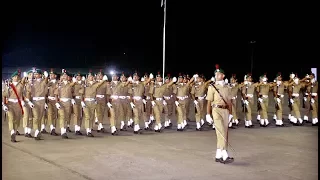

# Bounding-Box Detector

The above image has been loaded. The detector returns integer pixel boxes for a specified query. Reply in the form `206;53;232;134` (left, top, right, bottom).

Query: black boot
16;131;21;135
87;132;94;137
61;133;69;139
41;129;48;134
220;157;234;164
66;127;72;132
11;134;17;142
50;129;58;136
75;131;83;135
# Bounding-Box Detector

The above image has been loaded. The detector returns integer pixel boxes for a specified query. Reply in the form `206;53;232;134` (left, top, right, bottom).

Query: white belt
292;93;299;97
127;96;131;99
177;96;186;100
155;97;163;101
277;94;284;98
8;99;20;103
133;96;142;100
232;95;237;100
96;95;105;98
33;97;45;101
246;94;253;98
305;93;309;96
197;95;206;100
262;95;268;98
75;96;81;99
312;93;318;96
184;95;189;98
146;96;151;100
60;98;71;102
48;96;56;100
163;96;171;100
84;98;95;101
111;95;119;99
119;96;126;99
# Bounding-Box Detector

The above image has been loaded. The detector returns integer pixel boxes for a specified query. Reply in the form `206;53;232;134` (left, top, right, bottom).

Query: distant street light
110;70;115;75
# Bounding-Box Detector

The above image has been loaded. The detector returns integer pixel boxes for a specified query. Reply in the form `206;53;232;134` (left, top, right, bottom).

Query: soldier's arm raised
186;77;195;86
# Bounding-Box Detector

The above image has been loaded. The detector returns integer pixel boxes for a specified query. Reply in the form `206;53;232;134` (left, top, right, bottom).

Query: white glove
81;101;86;108
44;71;48;78
71;99;76;105
103;75;108;81
211;77;215;82
193;74;198;78
81;76;85;81
130;102;135;109
303;97;307;102
225;79;229;84
290;74;295;79
107;102;112;108
128;76;133;82
44;103;48;110
244;100;249;105
311;98;315;104
28;101;34;108
193;100;198;106
55;103;61;110
258;98;263;103
172;77;177;82
206;114;213;123
290;99;294;104
72;77;77;82
174;101;179;107
23;72;28;77
3;105;8;112
142;99;147;104
229;114;233;122
21;101;25;107
262;77;267;82
244;81;248;85
276;98;281;103
149;73;154;79
151;101;156;106
273;80;276;82
141;77;145;82
163;100;167;106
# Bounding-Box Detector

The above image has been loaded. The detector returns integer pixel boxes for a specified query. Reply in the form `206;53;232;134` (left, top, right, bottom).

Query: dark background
2;2;318;81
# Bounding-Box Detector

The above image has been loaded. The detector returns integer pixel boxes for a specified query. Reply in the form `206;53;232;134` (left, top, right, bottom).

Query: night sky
2;2;318;81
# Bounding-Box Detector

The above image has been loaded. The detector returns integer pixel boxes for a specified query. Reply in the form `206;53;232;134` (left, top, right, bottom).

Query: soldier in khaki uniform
142;73;155;128
117;73;132;131
287;73;295;121
307;73;318;125
206;64;234;164
130;72;152;133
94;70;109;132
163;74;174;127
42;69;59;136
72;72;85;135
149;72;176;132
228;74;242;128
26;69;49;140
80;70;106;137
191;74;213;130
173;73;194;131
126;78;134;128
21;70;34;137
241;73;259;128
183;74;192;122
2;70;26;142
54;69;77;138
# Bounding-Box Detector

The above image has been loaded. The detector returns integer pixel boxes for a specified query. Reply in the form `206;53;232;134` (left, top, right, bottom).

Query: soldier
25;68;49;140
130;72;153;133
228;74;242;127
184;74;192;122
149;72;176;132
287;73;295;121
304;73;318;125
95;70;109;133
117;73;132;131
72;72;85;135
206;64;234;164
80;70;106;137
40;68;59;136
174;73;194;131
126;76;134;128
54;69;77;139
163;74;175;128
191;74;213;130
22;70;34;137
142;73;154;128
2;70;26;142
241;73;259;128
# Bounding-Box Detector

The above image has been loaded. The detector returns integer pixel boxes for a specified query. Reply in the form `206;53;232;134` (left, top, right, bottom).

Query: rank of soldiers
2;66;318;145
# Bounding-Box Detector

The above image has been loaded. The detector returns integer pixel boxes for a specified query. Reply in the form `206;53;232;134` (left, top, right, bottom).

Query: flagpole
162;0;167;83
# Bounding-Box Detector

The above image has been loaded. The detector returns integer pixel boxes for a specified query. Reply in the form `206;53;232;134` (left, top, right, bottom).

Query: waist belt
163;96;171;100
155;97;163;101
111;95;119;99
312;93;318;96
8;99;21;103
133;96;142;100
119;96;126;99
96;95;105;98
305;93;309;96
48;96;56;100
246;94;253;98
232;95;237;100
177;96;186;100
84;98;95;101
126;96;131;99
60;98;71;102
146;96;151;100
33;97;45;101
262;95;268;98
292;93;299;97
185;95;189;98
197;94;206;100
212;104;228;109
75;96;81;99
277;94;284;98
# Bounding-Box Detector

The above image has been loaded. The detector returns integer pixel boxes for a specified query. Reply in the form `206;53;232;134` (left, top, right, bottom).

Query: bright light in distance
110;70;115;75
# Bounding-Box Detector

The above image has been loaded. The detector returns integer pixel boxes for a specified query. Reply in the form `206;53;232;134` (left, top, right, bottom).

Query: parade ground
2;93;318;180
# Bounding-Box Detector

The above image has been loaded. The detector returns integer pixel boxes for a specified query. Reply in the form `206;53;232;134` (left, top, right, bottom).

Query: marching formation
2;65;318;163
